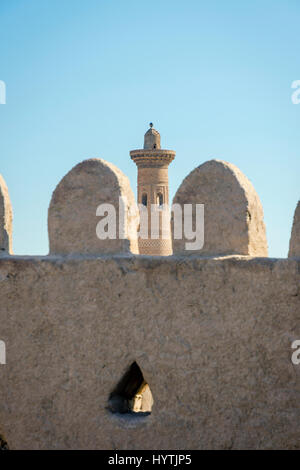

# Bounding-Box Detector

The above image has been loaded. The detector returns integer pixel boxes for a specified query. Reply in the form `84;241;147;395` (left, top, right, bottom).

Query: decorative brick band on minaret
130;124;175;255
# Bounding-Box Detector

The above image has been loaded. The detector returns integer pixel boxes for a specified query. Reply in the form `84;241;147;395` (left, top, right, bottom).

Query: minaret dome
144;123;161;150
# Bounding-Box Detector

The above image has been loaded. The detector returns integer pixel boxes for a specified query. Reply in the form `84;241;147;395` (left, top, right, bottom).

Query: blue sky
0;0;299;257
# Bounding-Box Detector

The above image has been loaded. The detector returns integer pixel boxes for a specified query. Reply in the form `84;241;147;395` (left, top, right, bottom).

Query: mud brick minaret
130;124;175;255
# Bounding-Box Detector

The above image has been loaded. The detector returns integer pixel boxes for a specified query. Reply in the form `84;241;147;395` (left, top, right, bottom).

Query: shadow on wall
107;362;153;417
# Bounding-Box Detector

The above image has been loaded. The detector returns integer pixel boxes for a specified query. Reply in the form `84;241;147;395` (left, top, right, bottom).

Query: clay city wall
0;158;299;449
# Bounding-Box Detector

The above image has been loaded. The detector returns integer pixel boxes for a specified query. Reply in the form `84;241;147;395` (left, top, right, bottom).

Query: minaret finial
149;122;153;128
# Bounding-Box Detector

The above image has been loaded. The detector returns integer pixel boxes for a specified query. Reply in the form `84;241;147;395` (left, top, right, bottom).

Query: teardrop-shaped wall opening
108;362;153;416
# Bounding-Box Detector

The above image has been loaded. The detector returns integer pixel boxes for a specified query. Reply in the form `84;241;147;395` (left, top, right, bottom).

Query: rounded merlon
48;158;139;255
288;201;300;258
172;159;268;257
0;174;13;254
